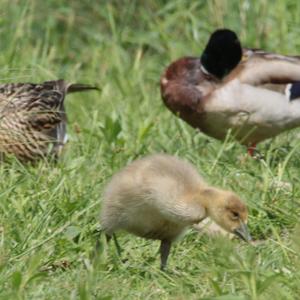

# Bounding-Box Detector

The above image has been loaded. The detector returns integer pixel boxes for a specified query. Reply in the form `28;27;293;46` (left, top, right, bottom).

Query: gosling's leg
105;233;122;256
112;233;122;256
94;229;104;254
95;232;111;251
160;240;171;271
105;233;112;243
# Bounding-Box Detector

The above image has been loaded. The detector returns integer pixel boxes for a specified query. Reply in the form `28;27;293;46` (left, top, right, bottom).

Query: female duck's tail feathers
285;82;300;101
42;80;100;94
65;82;100;93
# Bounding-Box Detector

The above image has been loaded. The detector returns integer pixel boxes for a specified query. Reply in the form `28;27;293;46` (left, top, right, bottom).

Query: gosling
100;154;251;270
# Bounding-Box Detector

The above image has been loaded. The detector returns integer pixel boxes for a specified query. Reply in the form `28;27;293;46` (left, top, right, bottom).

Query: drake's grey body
161;30;300;146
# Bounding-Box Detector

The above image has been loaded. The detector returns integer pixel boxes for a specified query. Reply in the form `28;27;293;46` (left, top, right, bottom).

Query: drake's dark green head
201;29;242;79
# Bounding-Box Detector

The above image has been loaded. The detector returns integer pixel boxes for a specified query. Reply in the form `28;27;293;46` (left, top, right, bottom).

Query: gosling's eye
231;211;239;220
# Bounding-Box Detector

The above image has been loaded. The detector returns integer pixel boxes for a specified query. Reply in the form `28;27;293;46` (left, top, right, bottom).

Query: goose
0;79;98;162
100;154;250;270
160;29;300;155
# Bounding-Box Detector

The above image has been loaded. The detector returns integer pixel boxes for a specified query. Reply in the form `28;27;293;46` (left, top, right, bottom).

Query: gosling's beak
233;222;251;242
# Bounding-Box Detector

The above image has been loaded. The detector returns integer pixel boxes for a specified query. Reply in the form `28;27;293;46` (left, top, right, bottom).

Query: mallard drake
0;79;98;162
160;29;300;154
100;154;250;270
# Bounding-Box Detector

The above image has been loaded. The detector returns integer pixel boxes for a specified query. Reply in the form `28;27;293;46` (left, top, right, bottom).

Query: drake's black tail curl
287;82;300;101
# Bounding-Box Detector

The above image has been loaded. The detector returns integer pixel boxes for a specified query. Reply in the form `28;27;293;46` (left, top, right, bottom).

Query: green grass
0;0;300;299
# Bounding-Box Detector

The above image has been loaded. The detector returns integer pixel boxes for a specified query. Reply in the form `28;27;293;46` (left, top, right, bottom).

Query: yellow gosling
100;154;250;270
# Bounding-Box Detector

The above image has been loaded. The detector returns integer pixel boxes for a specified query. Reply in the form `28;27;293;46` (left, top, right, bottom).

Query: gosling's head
201;188;251;241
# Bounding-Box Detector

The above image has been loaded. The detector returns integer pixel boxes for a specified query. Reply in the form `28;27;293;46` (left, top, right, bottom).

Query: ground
0;1;300;299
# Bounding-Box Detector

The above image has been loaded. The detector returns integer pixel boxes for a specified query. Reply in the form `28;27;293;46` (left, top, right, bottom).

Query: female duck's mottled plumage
160;29;300;148
0;79;98;162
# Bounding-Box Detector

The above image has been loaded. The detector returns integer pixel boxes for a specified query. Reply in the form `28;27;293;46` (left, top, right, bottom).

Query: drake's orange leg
247;143;256;156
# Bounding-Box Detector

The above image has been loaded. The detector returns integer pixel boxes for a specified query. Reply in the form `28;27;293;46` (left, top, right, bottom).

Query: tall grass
0;0;300;299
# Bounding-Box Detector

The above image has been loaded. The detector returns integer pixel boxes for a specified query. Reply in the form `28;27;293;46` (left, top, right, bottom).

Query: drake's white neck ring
200;65;210;76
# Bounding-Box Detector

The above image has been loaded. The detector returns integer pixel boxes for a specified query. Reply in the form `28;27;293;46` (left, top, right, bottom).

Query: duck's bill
234;223;252;242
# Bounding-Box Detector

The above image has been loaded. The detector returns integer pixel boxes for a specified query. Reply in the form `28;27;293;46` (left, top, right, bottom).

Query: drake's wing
225;48;300;86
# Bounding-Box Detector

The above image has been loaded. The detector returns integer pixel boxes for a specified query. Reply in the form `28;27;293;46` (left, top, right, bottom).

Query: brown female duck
0;80;98;162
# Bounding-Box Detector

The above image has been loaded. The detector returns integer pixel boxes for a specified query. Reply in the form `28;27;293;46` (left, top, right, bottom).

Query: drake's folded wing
226;49;300;86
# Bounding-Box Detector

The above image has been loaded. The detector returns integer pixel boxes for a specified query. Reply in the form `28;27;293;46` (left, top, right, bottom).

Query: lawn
1;0;300;299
